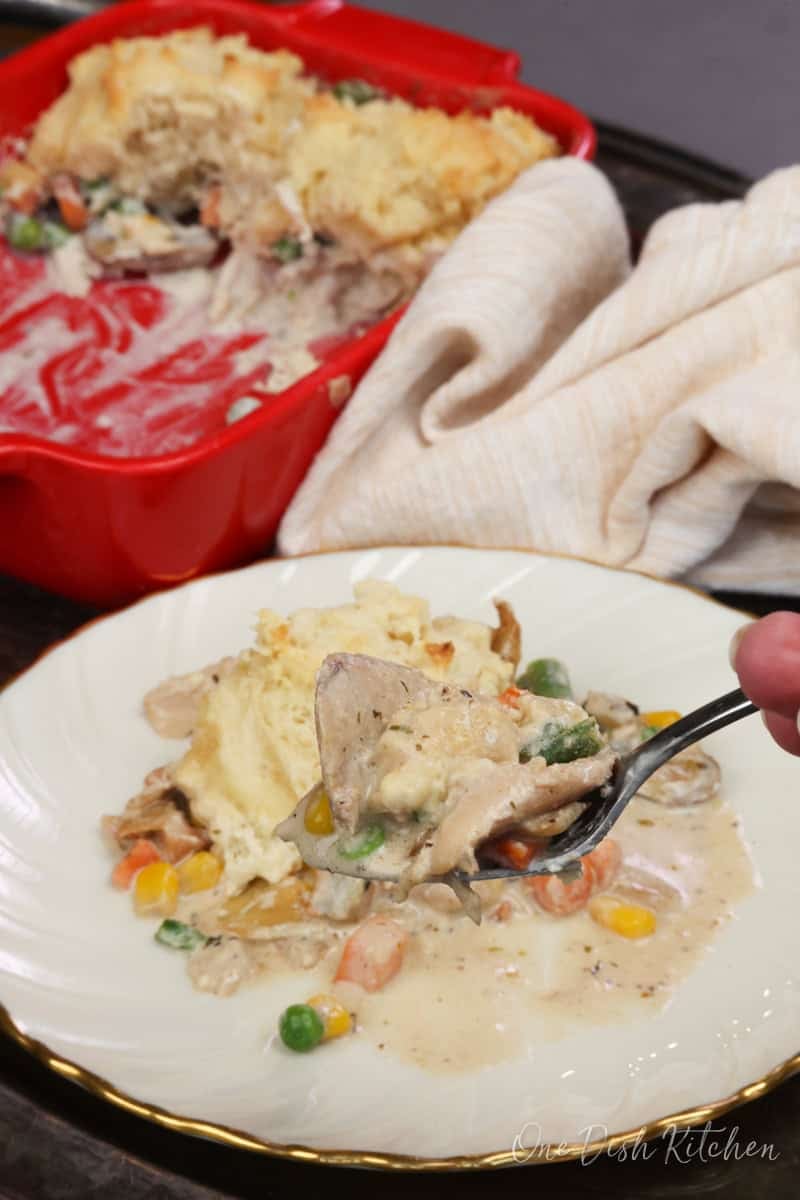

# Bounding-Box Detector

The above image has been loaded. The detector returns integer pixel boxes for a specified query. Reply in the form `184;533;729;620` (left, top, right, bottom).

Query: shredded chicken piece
422;753;615;879
310;872;368;922
143;657;237;738
517;799;589;838
103;774;210;862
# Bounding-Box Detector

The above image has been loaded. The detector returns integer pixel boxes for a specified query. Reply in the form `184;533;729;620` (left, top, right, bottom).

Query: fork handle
631;686;758;780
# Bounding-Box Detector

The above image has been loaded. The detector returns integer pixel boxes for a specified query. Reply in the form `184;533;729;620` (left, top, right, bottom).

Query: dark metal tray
0;74;798;1200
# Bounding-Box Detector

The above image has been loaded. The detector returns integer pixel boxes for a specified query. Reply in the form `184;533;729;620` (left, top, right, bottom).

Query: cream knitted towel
278;158;800;594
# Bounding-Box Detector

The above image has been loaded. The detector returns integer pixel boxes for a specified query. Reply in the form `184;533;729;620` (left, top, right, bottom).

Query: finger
731;611;800;719
762;710;800;757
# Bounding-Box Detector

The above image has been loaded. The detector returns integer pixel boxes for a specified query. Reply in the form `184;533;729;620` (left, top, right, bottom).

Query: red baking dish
0;0;595;608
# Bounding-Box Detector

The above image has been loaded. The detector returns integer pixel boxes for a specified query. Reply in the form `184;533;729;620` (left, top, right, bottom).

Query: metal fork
465;686;758;884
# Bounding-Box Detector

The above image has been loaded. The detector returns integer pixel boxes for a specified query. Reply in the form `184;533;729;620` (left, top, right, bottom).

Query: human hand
730;611;800;756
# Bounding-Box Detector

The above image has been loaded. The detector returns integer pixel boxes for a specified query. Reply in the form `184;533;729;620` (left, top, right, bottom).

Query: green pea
279;1003;324;1052
332;79;380;105
272;236;303;263
516;657;572;699
155;919;207;952
8;216;45;252
337;823;385;860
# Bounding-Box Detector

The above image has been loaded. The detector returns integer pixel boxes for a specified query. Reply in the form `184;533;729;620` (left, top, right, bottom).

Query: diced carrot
583;837;622;891
489;899;513;923
525;837;622;916
334;915;409;993
483;835;544;871
112;838;161;890
498;686;523;708
526;867;594;915
200;185;222;229
53;175;89;231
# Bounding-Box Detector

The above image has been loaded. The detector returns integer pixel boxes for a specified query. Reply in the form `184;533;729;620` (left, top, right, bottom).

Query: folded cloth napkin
278;158;800;594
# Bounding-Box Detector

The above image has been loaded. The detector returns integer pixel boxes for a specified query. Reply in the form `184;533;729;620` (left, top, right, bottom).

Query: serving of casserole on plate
0;547;796;1165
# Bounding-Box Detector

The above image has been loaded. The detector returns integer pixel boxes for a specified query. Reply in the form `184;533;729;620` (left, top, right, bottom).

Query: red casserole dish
0;0;595;608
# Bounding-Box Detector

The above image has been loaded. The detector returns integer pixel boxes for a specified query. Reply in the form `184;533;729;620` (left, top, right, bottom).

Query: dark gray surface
364;0;797;180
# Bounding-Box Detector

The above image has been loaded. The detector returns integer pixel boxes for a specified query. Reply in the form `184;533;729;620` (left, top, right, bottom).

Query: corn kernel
304;789;334;837
589;895;657;939
307;993;352;1040
133;861;179;917
178;851;222;894
640;710;681;731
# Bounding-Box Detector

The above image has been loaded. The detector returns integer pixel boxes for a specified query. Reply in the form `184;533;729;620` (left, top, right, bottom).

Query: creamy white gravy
339;795;754;1073
0;241;402;456
174;792;752;1075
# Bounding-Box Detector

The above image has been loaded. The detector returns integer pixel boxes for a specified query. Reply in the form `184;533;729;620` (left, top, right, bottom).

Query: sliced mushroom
638;746;721;807
583;690;639;731
84;210;219;274
103;779;211;863
608;719;647;755
609;718;721;806
490;599;521;672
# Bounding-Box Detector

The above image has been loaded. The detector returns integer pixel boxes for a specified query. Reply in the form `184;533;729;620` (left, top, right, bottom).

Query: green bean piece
532;718;605;766
279;1004;324;1052
155;919;207;952
337;823;385;860
516;657;572;699
272;236;303;263
108;196;147;215
332;79;381;105
81;178;116;214
42;220;71;249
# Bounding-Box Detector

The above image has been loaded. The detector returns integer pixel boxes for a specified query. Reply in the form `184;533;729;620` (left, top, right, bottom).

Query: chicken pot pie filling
278;653;617;892
103;581;754;1069
0;28;560;432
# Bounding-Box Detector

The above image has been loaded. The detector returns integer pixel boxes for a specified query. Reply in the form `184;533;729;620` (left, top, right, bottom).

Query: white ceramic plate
1;547;798;1168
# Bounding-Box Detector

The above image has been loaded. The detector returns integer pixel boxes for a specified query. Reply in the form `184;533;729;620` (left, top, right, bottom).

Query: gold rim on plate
1;543;795;1170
